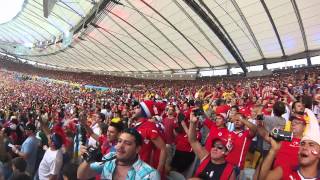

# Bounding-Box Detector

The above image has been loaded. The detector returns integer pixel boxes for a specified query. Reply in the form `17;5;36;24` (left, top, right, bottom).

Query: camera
270;128;293;142
83;146;102;162
193;109;203;117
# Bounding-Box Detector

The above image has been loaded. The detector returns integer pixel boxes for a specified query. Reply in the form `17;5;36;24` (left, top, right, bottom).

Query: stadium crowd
0;63;319;180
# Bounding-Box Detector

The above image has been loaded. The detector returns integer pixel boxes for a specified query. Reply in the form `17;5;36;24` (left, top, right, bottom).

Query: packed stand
0;65;319;180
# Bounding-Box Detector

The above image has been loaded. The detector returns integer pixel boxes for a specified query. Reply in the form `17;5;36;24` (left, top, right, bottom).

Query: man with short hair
9;157;30;179
77;128;160;180
11;123;39;176
37;133;63;180
260;108;320;180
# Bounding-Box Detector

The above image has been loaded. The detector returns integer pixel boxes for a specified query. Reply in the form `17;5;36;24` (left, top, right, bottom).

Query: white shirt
88;123;101;147
38;148;63;180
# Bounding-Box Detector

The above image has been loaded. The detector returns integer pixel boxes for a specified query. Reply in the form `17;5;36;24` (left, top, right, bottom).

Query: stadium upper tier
0;0;320;74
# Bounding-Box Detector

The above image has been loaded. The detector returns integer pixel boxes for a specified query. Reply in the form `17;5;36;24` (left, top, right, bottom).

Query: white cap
302;109;320;146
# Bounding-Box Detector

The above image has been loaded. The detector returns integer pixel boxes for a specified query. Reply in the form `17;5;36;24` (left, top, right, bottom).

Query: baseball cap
212;137;233;153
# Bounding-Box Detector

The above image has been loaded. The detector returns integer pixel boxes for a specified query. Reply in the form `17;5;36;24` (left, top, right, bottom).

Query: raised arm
187;112;209;161
259;137;283;180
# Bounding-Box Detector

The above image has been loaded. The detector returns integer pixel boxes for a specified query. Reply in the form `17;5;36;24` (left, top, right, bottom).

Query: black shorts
171;150;195;173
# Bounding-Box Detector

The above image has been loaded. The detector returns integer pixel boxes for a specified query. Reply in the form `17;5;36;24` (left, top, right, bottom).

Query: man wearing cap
77;128;160;180
187;112;236;180
37;133;63;180
272;114;306;170
260;108;320;180
11;123;39;176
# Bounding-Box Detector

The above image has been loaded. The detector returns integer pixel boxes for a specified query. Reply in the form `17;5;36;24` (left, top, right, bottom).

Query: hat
140;100;155;118
212;137;233;152
216;105;230;114
301;109;320;146
216;113;227;121
25;123;36;132
290;114;306;124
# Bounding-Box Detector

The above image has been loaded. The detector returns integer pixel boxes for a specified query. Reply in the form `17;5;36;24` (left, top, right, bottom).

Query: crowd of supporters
0;63;319;180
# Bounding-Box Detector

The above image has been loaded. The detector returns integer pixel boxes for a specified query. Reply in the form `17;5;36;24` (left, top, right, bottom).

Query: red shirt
280;166;320;180
135;118;160;166
273;137;300;170
175;131;201;152
162;117;175;144
98;135;116;155
204;119;230;151
226;130;253;169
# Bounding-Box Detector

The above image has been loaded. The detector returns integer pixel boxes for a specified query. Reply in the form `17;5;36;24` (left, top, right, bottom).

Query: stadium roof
0;0;320;74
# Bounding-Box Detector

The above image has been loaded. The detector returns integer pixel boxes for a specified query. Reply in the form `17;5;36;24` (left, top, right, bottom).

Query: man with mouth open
77;128;160;180
260;108;320;180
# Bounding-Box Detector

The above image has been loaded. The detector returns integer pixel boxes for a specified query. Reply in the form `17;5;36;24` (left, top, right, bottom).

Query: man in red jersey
273;114;306;170
226;113;256;174
260;108;320;180
204;113;230;151
132;100;167;173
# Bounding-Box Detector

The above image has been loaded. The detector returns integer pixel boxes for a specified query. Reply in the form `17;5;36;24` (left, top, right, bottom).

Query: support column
307;56;312;66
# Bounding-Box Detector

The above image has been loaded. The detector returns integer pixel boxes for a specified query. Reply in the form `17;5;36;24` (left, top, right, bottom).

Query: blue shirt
90;152;160;180
21;136;39;175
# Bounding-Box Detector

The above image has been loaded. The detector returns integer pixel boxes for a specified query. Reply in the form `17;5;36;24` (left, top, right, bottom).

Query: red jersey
98;135;116;155
281;166;320;180
175;131;201;152
273;137;300;170
162;117;175;144
135;118;160;166
204;119;230;151
226;130;253;169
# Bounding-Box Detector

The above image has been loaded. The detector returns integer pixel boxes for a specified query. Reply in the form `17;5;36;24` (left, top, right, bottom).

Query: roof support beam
291;0;309;51
76;41;119;71
104;13;163;72
85;36;131;72
198;1;246;63
85;35;133;72
93;25;153;72
231;0;264;59
92;26;145;72
172;0;227;65
183;0;247;73
260;0;286;56
140;0;211;68
107;10;183;71
124;0;196;68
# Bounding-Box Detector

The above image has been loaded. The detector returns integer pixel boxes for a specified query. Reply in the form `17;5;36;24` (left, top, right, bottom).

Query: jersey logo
218;132;222;136
143;138;150;144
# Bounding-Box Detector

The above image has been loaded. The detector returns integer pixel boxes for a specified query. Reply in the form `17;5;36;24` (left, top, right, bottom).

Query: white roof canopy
1;0;320;73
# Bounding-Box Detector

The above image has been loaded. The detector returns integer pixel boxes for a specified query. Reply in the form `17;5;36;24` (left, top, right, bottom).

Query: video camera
83;146;103;162
270;128;293;142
